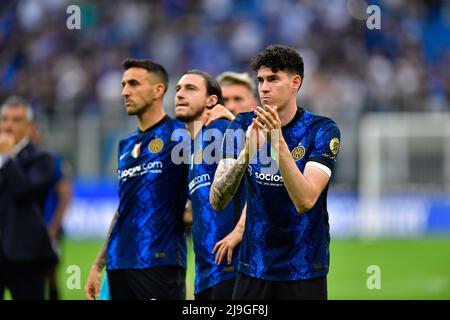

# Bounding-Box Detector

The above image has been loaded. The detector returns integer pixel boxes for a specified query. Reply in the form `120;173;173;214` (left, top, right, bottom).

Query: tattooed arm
210;120;263;211
209;157;247;211
95;210;119;268
84;209;119;300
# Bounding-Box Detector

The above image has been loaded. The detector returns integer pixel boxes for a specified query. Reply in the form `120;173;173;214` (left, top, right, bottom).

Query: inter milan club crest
148;138;164;154
291;145;306;161
131;142;142;158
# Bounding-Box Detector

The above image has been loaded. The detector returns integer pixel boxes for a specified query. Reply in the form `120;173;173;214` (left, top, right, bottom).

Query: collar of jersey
282;106;305;131
138;115;171;134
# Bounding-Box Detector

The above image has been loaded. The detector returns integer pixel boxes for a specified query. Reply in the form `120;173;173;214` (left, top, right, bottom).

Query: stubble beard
176;105;205;123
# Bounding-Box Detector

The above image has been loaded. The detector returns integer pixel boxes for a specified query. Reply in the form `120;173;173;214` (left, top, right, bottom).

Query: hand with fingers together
84;263;103;300
253;105;282;143
244;113;266;163
213;204;246;266
205;104;235;127
253;105;284;161
212;226;243;266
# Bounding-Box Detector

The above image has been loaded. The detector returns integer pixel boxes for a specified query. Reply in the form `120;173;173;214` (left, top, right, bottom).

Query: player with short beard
175;70;245;300
85;59;188;300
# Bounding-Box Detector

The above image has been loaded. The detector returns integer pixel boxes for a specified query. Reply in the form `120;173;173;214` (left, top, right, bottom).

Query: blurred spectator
0;0;449;188
216;71;257;115
30;121;73;300
0;96;57;300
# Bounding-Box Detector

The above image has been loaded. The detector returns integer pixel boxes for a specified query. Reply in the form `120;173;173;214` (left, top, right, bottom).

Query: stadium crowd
1;0;449;185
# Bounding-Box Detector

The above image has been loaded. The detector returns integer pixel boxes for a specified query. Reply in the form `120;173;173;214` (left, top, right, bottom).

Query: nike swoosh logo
119;152;129;161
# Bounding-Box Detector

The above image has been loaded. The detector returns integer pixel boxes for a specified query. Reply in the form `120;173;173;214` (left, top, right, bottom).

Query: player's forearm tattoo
94;209;119;269
210;156;247;211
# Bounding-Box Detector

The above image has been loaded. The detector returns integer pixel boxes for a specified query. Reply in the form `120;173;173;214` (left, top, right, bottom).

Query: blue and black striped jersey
106;116;189;270
223;107;340;281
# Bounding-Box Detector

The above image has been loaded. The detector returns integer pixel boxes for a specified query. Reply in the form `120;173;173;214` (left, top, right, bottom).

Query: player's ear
291;75;302;92
206;95;218;108
154;83;165;99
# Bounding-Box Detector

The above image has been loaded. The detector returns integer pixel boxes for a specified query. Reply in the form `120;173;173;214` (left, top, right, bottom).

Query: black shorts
195;278;236;300
107;266;186;300
232;273;327;300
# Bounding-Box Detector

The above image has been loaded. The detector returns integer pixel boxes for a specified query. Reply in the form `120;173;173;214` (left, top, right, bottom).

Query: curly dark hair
251;44;304;79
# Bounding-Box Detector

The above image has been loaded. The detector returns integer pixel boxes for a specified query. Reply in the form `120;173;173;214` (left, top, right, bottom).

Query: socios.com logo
255;172;284;183
118;161;163;180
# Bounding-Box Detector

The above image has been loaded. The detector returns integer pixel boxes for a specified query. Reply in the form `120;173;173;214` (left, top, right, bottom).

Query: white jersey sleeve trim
305;161;332;178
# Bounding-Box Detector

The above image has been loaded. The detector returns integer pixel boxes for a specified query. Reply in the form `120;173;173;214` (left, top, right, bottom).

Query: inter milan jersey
223;107;340;281
188;119;245;295
106;116;189;270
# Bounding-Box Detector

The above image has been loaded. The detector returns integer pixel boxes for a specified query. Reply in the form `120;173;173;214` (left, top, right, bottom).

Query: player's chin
125;105;137;115
126;109;138;116
262;96;279;104
126;105;147;116
175;110;191;122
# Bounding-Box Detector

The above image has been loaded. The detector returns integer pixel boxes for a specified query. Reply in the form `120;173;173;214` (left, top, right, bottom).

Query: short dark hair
184;70;224;106
251;44;304;80
1;95;34;121
122;58;169;93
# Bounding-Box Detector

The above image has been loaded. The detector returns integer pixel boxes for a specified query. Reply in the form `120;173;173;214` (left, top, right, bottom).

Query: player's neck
187;110;209;139
278;102;298;127
137;102;166;132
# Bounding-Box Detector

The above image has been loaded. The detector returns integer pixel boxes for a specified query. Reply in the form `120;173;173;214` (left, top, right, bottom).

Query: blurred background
1;0;449;299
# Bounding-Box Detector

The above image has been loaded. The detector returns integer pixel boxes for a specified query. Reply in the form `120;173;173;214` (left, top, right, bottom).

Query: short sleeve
307;120;341;173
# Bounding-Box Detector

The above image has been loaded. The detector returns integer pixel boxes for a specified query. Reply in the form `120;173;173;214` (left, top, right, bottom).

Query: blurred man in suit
0;96;57;300
30;122;73;300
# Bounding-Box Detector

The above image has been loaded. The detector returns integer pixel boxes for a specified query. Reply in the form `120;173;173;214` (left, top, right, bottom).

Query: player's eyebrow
185;83;199;90
175;83;199;92
121;79;139;87
257;74;280;82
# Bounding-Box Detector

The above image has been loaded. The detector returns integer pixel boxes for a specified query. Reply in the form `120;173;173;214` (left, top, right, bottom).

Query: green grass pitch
7;237;448;300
